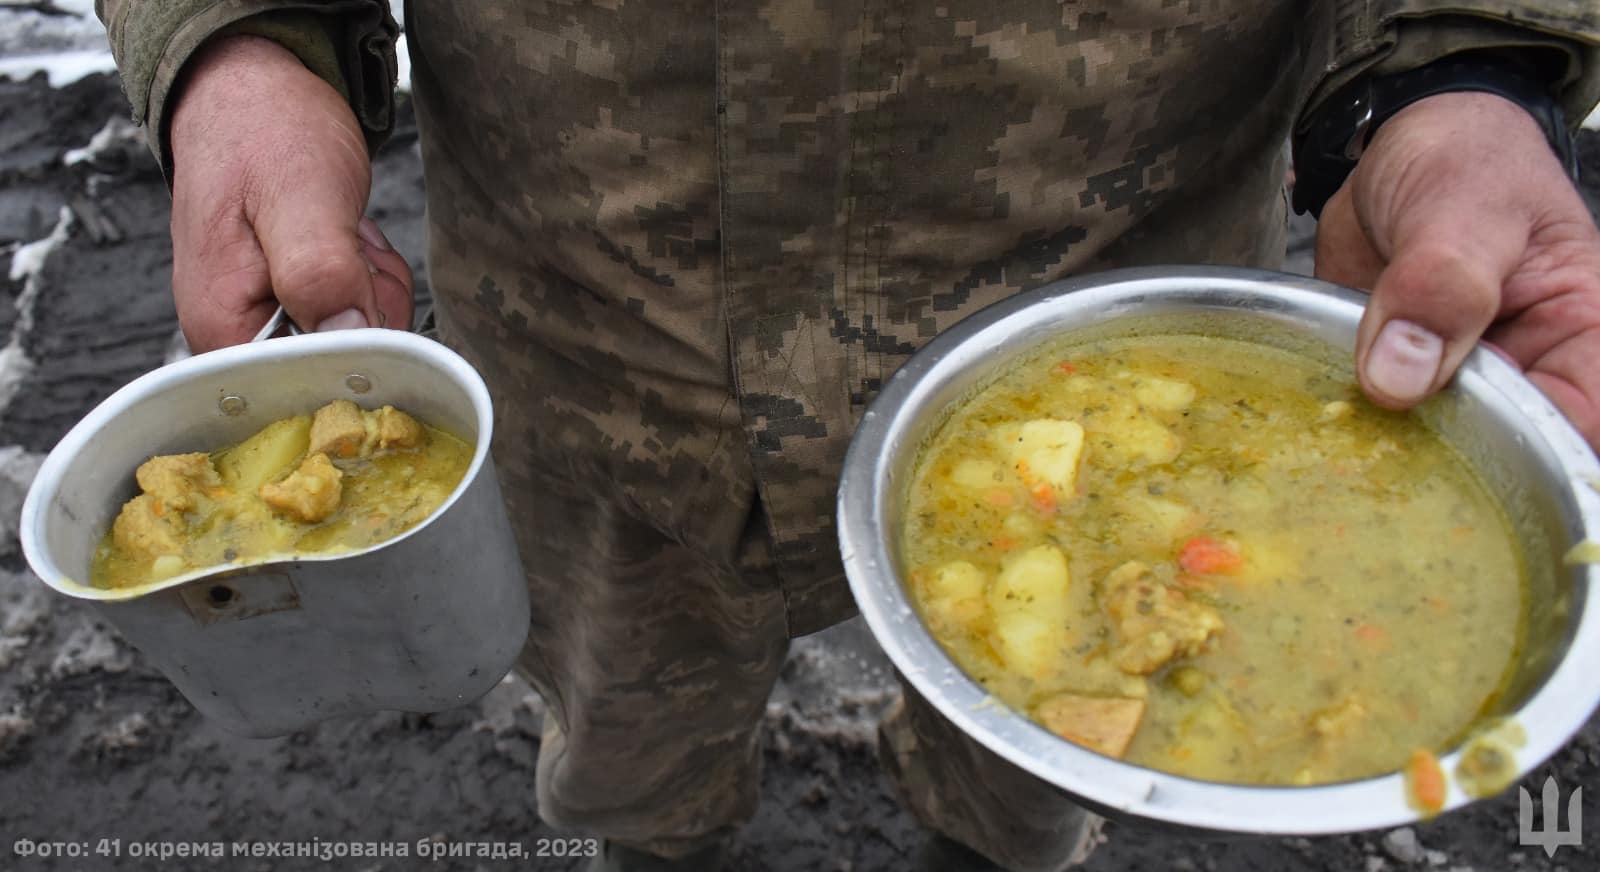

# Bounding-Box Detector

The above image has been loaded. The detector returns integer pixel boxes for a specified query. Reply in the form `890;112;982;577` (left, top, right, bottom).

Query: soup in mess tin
92;400;472;589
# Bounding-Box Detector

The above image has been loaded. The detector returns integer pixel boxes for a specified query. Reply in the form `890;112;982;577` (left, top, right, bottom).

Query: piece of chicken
1098;561;1223;675
309;401;426;458
308;400;368;459
259;453;343;523
1034;693;1147;758
111;494;184;560
373;405;424;450
134;452;220;513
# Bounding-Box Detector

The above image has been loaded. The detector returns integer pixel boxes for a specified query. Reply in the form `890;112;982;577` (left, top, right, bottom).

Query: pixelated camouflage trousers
503;458;1095;871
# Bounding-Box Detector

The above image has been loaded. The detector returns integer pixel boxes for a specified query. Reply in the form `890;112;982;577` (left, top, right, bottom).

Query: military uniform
98;1;1600;868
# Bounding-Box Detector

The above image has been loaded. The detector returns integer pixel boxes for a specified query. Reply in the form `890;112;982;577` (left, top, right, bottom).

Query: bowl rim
837;265;1600;833
19;329;495;603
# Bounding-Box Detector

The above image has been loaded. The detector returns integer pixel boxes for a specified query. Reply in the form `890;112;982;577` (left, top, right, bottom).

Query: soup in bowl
837;267;1600;834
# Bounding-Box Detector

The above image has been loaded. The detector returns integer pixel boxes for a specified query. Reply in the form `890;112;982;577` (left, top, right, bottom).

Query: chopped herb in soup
902;335;1526;785
92;401;472;589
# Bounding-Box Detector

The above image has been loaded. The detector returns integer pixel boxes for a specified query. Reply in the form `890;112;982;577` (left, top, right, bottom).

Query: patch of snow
468;676;544;737
50;616;132;676
1383;827;1427;865
0;1;107;58
0;207;70;421
0;48;114;86
1586;103;1599;131
0;445;44;550
63;114;142;166
93;712;151;752
6;206;69;281
395;32;410;94
0;344;34;423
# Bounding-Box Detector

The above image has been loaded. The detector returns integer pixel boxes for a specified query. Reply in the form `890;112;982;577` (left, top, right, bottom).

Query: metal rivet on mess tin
219;395;247;415
345;374;372;394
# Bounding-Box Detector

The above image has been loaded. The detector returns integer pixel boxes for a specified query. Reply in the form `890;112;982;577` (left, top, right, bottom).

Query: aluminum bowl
837;266;1600;834
19;329;530;737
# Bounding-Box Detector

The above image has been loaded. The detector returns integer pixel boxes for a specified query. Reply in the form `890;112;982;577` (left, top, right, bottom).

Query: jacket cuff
1300;10;1600;135
101;0;398;179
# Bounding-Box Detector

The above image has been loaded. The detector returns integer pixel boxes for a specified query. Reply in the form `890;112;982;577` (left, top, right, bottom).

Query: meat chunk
373;406;424;450
111;494;184;560
310;401;427;458
134;452;220;513
1098;561;1223;675
1034;693;1146;758
308;400;368;459
259;453;343;523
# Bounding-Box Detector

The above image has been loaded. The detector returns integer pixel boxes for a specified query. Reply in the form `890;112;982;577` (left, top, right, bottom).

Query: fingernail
361;252;380;275
357;216;391;252
316;308;369;332
1368;319;1443;402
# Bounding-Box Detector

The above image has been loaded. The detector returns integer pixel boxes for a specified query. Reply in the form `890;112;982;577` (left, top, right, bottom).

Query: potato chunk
1007;419;1085;495
374;406;425;450
135;453;219;513
988;545;1071;679
1105;416;1181;466
216;415;311;492
259;453;343;523
949;459;1003;491
1035;693;1146;758
921;561;988;631
1133;376;1196;412
309;400;368;459
1099;561;1223;675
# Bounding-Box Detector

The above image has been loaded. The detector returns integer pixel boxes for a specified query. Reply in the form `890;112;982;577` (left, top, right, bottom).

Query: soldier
97;1;1600;870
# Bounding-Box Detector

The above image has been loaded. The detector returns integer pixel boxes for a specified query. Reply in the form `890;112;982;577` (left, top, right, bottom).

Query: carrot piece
1054;361;1077;375
1030;482;1057;515
990;535;1019;552
1405;749;1447;815
1353;623;1387;644
1178;536;1242;575
985;488;1015;508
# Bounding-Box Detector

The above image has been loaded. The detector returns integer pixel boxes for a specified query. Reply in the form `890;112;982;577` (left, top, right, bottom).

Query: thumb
1355;215;1522;409
251;183;380;333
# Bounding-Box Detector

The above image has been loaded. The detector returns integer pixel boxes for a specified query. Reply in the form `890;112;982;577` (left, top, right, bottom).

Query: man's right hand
168;34;413;353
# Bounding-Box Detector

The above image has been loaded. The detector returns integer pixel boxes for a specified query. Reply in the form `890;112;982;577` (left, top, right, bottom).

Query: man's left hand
1315;90;1600;451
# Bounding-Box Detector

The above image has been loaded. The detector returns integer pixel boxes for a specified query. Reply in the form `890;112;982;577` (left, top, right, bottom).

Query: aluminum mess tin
837;266;1600;835
20;329;530;737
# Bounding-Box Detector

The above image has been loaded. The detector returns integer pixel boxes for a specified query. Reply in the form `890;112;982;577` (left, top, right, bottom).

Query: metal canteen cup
20;324;530;737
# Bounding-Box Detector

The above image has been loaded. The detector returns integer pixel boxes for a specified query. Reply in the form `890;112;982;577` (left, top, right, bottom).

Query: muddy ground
1;45;1599;872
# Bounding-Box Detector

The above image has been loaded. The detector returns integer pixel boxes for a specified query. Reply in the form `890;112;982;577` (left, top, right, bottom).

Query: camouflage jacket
101;0;1600;635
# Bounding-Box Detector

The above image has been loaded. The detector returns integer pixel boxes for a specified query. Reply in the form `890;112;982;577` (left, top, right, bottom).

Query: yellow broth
901;335;1525;785
90;403;473;589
